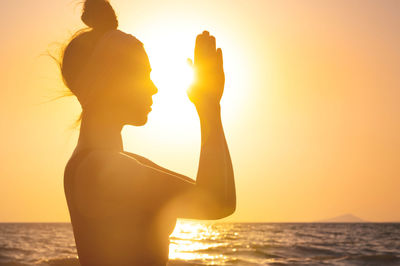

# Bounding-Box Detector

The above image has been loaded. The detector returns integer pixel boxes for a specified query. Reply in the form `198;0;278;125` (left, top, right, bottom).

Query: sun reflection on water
169;220;229;263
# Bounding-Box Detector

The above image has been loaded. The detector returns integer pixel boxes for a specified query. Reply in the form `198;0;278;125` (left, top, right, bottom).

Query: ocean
0;221;399;265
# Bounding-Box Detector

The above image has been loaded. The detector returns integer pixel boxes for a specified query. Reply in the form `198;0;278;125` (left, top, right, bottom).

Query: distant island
316;213;367;223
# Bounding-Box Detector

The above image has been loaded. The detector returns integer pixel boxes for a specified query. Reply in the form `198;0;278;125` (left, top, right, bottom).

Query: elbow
194;187;236;220
220;204;236;218
208;205;235;220
221;192;236;217
221;195;236;217
206;198;236;220
223;199;236;217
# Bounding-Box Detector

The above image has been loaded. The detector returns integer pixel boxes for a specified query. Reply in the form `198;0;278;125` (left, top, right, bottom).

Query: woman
63;0;236;265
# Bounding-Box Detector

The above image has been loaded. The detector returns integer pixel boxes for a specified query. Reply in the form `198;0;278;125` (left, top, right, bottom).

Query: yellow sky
0;0;399;222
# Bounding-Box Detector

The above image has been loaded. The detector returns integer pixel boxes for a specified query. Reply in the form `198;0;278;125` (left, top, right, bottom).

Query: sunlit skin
64;31;235;265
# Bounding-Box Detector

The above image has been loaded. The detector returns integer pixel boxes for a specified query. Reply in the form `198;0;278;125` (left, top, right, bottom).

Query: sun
147;44;196;128
137;28;199;127
149;49;194;110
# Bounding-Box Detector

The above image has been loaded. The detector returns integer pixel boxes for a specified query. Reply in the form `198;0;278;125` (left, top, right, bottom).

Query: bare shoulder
74;149;142;176
71;149;144;191
71;150;151;213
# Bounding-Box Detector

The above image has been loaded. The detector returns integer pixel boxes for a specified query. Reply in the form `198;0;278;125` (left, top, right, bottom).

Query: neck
76;108;124;152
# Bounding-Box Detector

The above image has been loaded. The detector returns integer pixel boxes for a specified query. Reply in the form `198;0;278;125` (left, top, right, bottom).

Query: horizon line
0;221;399;224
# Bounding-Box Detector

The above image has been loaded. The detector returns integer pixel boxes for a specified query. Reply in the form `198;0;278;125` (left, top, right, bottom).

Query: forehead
122;44;151;72
100;31;151;75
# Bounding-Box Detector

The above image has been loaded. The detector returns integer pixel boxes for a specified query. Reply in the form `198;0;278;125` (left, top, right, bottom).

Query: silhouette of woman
63;1;235;265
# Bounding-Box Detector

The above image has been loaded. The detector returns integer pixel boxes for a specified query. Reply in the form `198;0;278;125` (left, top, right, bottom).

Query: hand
187;31;225;109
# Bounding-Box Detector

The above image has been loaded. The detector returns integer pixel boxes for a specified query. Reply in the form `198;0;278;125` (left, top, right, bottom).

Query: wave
35;258;80;266
0;263;28;266
345;254;400;262
0;258;80;266
0;246;29;253
292;244;339;256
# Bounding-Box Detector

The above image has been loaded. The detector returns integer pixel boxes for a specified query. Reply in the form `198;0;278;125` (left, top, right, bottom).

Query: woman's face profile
103;47;158;126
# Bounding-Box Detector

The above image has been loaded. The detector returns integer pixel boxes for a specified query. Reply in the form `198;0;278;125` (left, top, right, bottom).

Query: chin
130;115;148;126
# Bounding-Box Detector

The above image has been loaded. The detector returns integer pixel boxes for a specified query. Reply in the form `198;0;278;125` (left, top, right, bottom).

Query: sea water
0;221;399;265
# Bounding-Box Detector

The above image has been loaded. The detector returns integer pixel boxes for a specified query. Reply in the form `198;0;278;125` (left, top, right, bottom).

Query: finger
194;34;201;64
194;34;207;64
217;48;223;69
209;35;217;65
202;30;209;37
203;35;215;59
210;35;216;51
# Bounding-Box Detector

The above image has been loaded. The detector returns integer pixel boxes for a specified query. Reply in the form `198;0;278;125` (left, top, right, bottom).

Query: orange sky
0;0;399;222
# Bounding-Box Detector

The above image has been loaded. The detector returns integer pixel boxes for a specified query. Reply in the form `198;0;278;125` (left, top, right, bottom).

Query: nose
151;81;158;95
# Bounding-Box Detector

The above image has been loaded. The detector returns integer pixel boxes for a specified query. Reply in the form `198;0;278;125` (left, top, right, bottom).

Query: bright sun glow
140;28;197;125
151;55;194;95
123;17;246;134
150;54;194;114
121;24;206;175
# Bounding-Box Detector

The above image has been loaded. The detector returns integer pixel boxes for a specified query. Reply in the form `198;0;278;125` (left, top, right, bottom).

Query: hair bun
81;0;118;31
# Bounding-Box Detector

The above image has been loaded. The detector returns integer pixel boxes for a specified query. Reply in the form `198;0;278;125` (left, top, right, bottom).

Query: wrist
195;102;221;117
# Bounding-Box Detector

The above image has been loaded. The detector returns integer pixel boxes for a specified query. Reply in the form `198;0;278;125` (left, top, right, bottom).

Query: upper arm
121;151;195;184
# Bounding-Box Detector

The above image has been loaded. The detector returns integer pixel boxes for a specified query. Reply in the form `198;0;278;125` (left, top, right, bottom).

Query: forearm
195;103;236;216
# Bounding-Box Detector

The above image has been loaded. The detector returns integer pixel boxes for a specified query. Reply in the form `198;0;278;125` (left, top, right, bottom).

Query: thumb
186;58;193;67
